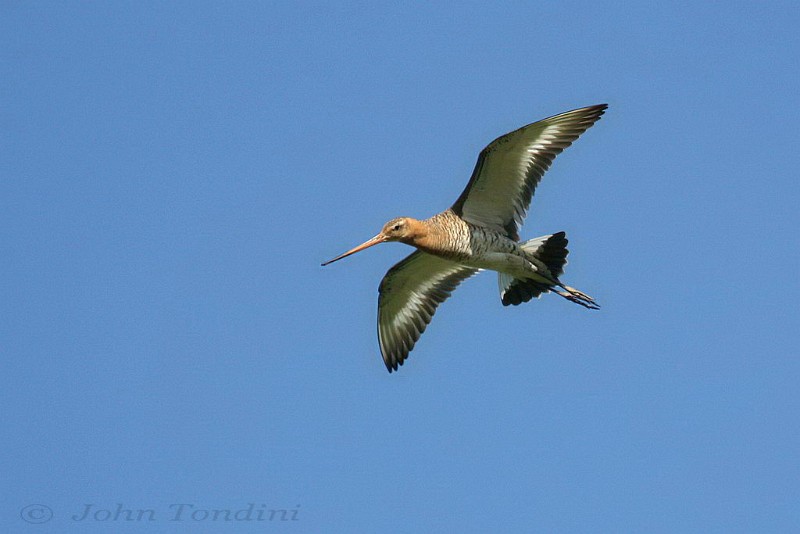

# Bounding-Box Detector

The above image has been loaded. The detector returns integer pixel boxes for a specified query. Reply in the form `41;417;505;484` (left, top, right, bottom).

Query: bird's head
321;217;423;266
380;217;422;242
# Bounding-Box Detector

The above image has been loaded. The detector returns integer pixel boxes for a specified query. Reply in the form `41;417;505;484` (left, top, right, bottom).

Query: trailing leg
555;283;599;310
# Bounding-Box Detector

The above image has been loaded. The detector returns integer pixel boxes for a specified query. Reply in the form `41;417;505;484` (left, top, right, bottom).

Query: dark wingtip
384;356;405;374
583;103;608;117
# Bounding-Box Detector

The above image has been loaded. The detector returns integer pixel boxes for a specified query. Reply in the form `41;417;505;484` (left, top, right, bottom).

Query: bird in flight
323;104;607;372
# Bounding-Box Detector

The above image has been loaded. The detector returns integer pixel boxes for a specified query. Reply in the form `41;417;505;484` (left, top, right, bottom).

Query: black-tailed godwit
323;104;607;372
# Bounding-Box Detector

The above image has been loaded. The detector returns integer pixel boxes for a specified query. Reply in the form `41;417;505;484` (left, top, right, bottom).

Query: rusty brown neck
404;211;469;256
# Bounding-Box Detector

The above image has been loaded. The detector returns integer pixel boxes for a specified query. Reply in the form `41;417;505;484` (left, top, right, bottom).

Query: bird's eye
392;224;401;231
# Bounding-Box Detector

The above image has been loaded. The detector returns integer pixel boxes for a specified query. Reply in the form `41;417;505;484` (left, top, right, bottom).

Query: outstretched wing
378;251;478;372
451;104;607;240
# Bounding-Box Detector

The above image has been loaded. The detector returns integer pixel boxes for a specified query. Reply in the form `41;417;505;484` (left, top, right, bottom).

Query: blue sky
2;2;799;532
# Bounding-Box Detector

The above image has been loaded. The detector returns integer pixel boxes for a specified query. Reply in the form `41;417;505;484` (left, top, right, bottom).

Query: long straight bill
321;234;386;266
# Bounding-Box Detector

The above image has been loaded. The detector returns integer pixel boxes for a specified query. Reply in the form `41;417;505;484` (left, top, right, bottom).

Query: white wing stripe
377;251;478;371
451;104;606;240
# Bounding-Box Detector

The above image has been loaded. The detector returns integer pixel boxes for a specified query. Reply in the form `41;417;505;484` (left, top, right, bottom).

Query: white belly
461;252;553;284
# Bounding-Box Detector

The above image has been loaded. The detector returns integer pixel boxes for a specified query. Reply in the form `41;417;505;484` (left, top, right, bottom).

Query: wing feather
378;251;477;372
451;104;607;240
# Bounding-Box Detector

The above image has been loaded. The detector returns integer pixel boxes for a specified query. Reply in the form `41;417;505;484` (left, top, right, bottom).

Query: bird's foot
563;285;594;302
556;285;600;310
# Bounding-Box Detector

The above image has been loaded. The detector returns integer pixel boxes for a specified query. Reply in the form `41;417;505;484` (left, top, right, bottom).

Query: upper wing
378;251;478;372
451;104;607;240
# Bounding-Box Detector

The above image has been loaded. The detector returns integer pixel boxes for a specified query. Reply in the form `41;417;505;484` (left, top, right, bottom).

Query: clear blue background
3;2;799;532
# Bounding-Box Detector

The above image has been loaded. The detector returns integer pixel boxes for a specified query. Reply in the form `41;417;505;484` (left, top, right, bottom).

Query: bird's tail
498;232;569;306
